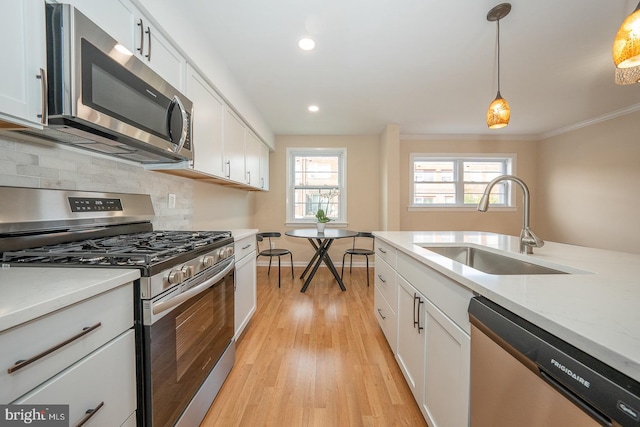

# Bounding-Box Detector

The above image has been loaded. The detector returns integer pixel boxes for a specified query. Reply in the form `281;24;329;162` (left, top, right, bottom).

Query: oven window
146;271;234;427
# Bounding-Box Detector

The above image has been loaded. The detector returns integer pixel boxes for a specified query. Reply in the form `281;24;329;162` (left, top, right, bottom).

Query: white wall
537;110;640;254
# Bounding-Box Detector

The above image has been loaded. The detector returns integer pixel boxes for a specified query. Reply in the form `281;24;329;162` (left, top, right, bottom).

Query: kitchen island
373;231;640;426
374;231;640;382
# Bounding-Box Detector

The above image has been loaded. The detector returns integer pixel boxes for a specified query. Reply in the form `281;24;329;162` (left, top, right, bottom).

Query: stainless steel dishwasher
468;297;640;427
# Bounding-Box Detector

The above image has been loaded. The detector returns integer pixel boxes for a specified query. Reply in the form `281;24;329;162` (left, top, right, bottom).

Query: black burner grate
2;230;232;268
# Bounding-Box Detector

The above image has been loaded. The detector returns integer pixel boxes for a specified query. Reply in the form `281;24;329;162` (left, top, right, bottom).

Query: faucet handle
521;227;544;250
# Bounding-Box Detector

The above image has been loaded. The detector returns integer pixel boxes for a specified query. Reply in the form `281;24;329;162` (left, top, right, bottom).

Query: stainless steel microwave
16;4;193;164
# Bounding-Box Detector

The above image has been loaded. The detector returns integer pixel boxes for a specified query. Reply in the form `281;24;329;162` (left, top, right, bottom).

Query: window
410;154;514;208
287;148;347;223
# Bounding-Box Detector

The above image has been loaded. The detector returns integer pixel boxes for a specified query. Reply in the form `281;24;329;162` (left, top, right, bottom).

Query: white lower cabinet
374;255;398;353
14;330;137;427
396;276;426;404
234;233;257;339
423;298;470;427
374;285;397;353
374;238;472;426
3;281;136;426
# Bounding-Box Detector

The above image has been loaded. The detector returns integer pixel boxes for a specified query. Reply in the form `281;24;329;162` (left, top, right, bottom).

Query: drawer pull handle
377;274;386;283
7;322;102;374
75;401;104;427
242;244;251;250
378;248;387;254
413;294;424;333
377;308;386;320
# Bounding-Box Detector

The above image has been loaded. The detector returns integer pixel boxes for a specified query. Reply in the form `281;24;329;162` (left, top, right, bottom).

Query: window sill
407;206;517;212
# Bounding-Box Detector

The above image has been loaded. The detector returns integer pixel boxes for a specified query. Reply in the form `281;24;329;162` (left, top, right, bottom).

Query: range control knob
167;269;184;285
202;254;219;268
181;265;195;279
221;246;234;259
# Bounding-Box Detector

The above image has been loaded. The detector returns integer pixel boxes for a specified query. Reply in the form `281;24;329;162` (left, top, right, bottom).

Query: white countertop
0;267;140;333
373;231;640;383
231;229;259;241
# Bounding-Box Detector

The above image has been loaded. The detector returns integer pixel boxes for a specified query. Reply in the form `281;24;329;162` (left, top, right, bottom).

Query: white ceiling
147;0;640;138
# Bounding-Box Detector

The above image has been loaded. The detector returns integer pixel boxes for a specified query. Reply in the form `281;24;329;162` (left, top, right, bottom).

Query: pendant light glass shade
487;92;510;129
615;64;640;84
613;2;640;69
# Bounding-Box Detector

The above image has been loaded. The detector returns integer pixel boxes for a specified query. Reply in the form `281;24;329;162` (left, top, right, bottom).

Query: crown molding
539;103;640;140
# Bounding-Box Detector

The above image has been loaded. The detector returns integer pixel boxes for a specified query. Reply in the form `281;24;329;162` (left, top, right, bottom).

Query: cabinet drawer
14;330;137;427
374;285;397;354
375;239;397;268
235;235;257;261
374;257;397;311
397;252;473;334
1;283;133;403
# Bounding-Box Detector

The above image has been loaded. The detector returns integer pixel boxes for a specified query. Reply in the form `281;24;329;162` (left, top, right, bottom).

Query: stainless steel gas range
0;186;235;427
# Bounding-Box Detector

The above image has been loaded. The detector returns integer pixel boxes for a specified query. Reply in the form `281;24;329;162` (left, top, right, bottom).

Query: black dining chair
341;232;375;286
256;232;294;288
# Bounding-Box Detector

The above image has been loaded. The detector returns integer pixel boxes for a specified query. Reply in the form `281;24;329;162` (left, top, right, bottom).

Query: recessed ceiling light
308;105;319;112
298;37;316;51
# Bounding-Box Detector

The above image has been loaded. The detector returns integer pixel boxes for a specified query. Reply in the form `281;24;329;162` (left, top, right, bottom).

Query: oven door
142;258;234;427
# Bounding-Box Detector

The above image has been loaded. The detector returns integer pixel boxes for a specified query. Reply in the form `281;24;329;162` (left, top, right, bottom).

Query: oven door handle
152;259;234;316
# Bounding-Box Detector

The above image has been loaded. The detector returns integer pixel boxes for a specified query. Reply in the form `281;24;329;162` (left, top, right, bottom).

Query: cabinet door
422;298;470;427
245;130;262;187
0;0;46;128
259;142;270;190
224;108;247;183
187;66;225;177
134;11;186;91
14;331;137;427
396;276;426;404
234;250;257;339
70;0;136;53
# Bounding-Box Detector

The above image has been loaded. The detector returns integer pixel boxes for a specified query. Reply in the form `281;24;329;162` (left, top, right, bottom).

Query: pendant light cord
497;19;501;94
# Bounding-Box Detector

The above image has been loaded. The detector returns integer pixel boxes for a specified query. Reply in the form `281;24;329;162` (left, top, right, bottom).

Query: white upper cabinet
132;6;185;91
223;107;247;183
69;0;136;53
0;0;47;128
259;142;270;190
70;0;185;91
186;65;225;178
245;129;262;187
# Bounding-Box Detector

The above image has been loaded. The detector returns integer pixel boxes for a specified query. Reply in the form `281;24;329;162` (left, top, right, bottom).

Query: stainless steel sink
423;245;568;275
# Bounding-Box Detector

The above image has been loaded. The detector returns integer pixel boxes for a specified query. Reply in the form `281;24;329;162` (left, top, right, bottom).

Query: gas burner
2;230;233;272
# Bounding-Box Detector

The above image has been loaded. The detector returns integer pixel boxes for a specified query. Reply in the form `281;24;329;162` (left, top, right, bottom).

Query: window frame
409;153;516;210
286;147;347;225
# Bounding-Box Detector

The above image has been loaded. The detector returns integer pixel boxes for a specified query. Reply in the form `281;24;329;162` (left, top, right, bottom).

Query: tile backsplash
0;134;194;230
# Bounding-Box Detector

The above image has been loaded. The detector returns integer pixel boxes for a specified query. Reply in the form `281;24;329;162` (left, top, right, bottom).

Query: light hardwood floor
200;266;427;427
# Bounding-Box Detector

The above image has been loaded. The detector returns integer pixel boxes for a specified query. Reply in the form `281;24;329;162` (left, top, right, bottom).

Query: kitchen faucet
477;175;544;254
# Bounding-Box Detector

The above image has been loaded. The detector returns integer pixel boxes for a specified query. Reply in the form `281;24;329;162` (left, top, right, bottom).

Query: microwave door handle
169;95;188;152
152;259;234;316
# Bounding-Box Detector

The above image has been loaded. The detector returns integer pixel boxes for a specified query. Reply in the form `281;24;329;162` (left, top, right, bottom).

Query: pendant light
613;1;640;84
613;1;640;69
486;3;512;129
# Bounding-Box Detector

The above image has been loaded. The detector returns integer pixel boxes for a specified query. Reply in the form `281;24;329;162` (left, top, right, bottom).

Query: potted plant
314;189;338;233
315;208;331;233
